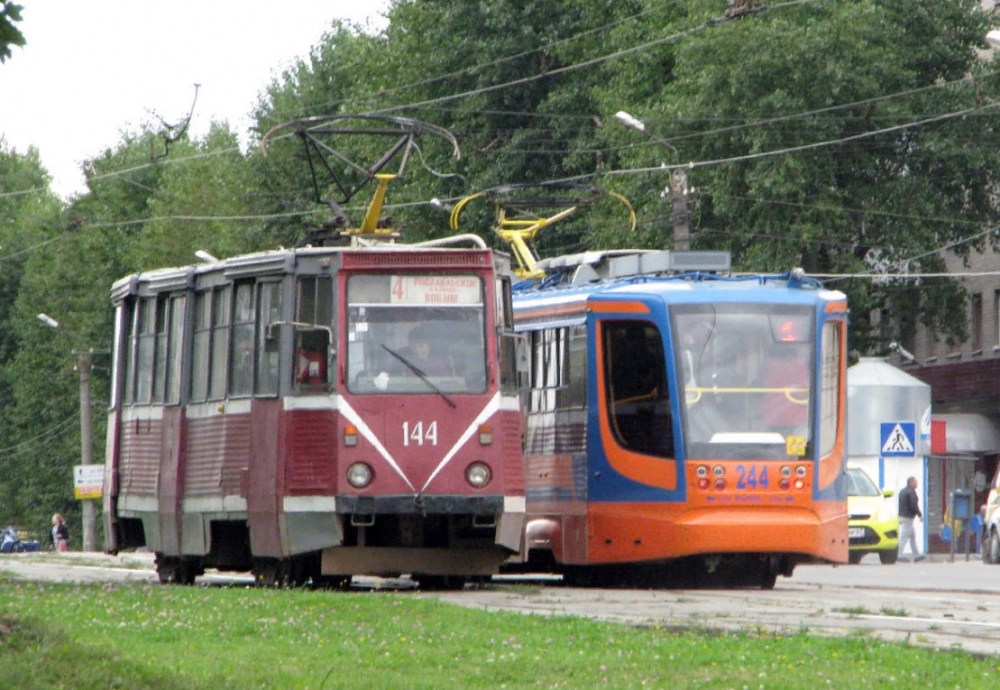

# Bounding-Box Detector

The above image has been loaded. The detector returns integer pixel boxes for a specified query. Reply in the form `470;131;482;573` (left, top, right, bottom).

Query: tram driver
399;325;454;377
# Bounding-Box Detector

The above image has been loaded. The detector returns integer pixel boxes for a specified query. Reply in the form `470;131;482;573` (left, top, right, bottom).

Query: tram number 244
736;464;769;490
402;421;438;446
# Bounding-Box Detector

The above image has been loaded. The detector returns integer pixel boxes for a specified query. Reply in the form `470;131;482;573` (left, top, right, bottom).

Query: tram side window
230;282;256;397
602;320;673;458
189;287;233;401
123;301;138;405
150;295;185;405
134;298;156;404
209;288;231;400
295;276;332;389
497;276;518;393
528;328;567;413
818;321;842;457
564;325;588;408
256;281;281;396
165;297;185;404
190;291;211;402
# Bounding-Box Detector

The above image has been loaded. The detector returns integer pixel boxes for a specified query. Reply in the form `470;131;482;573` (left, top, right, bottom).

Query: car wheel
990;531;1000;565
878;550;898;565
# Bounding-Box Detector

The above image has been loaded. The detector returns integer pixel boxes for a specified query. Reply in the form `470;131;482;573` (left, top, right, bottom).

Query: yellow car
847;466;899;564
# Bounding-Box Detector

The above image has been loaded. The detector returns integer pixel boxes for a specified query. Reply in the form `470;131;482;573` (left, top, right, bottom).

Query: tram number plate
848;527;865;538
735;464;769;490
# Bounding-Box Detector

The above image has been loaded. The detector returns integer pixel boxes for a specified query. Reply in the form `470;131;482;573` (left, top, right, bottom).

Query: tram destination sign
391;275;481;305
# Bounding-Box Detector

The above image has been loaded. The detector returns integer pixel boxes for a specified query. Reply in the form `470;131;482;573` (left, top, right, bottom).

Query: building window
994;289;1000;347
971;293;983;352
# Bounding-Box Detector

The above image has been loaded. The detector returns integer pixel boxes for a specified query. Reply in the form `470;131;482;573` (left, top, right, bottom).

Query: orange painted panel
589;301;651;314
583;501;847;564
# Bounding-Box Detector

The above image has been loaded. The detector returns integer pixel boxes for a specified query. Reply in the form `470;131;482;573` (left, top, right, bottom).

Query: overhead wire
0;0;996;268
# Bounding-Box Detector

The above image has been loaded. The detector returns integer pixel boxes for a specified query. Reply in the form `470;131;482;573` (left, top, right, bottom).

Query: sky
0;0;390;199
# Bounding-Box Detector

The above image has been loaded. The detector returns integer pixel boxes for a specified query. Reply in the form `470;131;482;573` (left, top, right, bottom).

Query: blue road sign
881;421;916;458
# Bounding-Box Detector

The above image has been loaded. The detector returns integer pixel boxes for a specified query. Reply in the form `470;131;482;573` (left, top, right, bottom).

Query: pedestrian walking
50;513;69;552
897;477;925;562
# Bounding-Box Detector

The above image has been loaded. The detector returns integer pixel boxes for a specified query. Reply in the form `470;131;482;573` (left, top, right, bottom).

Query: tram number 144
402;421;438;446
736;464;770;490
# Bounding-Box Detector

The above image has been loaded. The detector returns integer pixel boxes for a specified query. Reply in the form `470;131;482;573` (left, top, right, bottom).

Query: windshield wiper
381;344;457;408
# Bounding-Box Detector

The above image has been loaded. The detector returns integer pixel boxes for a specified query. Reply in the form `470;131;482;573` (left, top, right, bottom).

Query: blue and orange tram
508;250;849;588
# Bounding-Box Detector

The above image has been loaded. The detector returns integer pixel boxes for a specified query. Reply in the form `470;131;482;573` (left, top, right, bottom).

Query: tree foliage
0;1;24;63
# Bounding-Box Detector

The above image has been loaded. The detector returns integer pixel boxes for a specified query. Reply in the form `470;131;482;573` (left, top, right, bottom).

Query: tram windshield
346;274;489;395
674;304;814;460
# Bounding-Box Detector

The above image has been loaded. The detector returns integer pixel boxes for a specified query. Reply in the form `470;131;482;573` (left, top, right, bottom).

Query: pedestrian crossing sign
880;422;916;457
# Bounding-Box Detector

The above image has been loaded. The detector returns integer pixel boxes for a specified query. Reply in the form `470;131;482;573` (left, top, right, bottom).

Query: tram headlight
466;462;492;488
347;462;373;488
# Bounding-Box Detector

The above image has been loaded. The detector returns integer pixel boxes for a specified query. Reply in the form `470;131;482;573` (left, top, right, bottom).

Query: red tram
102;118;525;587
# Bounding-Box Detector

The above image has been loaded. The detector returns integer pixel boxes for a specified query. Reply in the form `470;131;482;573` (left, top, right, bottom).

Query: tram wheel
755;556;780;590
155;554;200;585
416;575;467;591
847;552;863;565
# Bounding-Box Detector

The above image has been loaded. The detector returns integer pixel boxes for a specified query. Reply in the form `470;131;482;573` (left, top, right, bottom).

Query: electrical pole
615;110;691;251
77;350;96;552
670;169;690;252
37;314;100;552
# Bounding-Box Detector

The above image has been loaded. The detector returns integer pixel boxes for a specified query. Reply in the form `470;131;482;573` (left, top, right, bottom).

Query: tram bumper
303;494;525;577
588;503;847;565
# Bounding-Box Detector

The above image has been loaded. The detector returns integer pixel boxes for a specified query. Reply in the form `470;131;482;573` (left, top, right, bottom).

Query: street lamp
37;313;98;553
614;110;691;251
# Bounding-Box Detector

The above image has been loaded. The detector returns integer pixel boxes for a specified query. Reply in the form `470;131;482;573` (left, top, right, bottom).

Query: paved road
3;551;999;656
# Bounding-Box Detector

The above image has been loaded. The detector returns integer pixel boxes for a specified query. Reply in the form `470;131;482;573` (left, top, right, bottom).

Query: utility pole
615;111;691;251
77;349;96;552
38;313;99;553
670;169;690;252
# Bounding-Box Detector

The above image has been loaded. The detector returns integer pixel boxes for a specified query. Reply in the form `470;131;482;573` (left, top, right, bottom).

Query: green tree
587;0;1000;353
0;143;64;532
0;1;24;63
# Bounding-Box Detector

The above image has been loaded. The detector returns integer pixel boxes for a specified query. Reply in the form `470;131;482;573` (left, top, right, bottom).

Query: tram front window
346;274;488;395
674;304;814;460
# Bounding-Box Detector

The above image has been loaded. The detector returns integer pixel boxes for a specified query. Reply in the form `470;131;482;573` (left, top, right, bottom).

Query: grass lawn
0;578;995;689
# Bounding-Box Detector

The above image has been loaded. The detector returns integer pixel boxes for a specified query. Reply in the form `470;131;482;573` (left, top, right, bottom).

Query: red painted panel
284;408;338;493
157;407;186;555
344;393;511;495
248;400;283;557
932;419;947;455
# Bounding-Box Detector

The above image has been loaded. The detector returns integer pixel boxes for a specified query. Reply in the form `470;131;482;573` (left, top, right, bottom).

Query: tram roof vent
606;250;731;278
539;249;732;282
